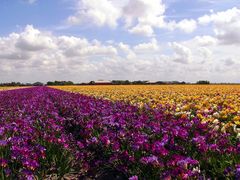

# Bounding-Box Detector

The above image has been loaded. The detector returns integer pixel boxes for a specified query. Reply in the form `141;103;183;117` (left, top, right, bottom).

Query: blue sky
0;0;236;41
0;0;240;83
0;0;71;35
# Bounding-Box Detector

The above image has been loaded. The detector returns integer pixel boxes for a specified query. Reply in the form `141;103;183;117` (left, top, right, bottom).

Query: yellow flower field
0;87;22;91
55;85;240;133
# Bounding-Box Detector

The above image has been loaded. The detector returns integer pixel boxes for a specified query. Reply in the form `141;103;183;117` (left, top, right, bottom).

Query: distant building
94;80;112;85
146;81;157;84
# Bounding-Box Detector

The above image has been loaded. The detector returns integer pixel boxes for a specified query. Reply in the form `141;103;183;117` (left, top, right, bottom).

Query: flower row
0;87;239;179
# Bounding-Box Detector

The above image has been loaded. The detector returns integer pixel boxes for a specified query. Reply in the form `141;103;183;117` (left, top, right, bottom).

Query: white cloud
15;25;56;51
118;42;136;59
123;0;198;35
66;0;197;36
67;0;121;28
64;45;117;57
170;42;192;64
57;36;118;57
197;47;212;61
193;36;218;46
198;7;240;44
129;24;154;37
215;21;240;45
133;38;159;52
198;7;240;25
175;19;197;33
224;58;235;66
0;25;183;82
1;24;240;83
123;0;166;27
0;51;30;60
167;31;240;82
0;25;119;81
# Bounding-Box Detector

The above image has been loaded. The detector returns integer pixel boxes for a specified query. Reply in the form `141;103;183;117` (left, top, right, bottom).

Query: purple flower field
0;87;239;179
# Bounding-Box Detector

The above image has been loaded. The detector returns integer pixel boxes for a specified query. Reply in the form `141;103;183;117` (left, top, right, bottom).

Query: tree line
0;80;214;86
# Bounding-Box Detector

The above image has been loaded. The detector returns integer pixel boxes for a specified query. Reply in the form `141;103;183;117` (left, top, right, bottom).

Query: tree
33;82;44;86
196;80;210;84
112;80;131;85
46;81;74;86
89;81;95;85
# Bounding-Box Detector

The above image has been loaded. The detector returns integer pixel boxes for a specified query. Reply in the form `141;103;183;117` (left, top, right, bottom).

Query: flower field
0;86;239;179
0;87;23;91
56;85;240;134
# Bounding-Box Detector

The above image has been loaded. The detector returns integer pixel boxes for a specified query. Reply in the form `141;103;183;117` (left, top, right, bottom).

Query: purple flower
4;168;11;177
77;141;85;149
22;159;39;171
140;155;163;167
224;166;232;175
235;164;240;178
0;158;8;168
152;141;169;156
129;175;138;180
100;135;111;146
0;127;5;136
177;157;199;168
0;140;7;147
112;141;120;152
21;169;35;180
0;87;238;179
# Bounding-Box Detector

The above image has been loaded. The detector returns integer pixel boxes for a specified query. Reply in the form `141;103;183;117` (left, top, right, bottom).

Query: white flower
237;133;240;140
193;166;201;173
213;119;219;124
213;112;220;118
204;109;209;113
236;128;240;134
213;106;218;110
233;125;237;133
213;125;219;131
221;126;226;133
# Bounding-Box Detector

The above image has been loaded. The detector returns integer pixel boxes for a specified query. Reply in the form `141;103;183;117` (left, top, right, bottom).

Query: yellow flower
196;113;203;119
233;116;240;122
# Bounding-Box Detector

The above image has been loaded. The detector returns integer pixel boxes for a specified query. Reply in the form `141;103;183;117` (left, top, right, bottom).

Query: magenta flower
129;175;138;180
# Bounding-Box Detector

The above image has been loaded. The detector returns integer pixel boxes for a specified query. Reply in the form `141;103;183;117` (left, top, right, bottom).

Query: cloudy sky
0;0;240;83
